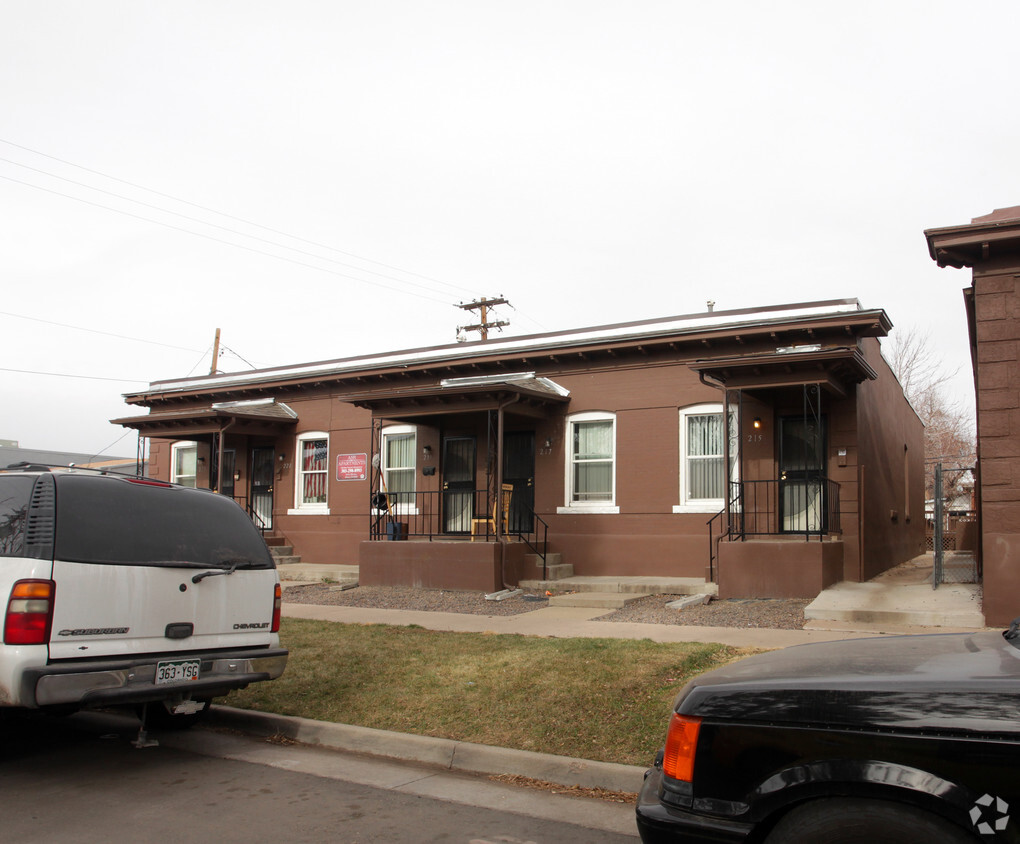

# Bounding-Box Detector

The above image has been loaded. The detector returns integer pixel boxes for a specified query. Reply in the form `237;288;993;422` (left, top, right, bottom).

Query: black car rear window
0;475;35;557
54;474;274;568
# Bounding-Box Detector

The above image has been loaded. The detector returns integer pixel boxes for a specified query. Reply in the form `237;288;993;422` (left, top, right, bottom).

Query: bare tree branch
886;327;975;504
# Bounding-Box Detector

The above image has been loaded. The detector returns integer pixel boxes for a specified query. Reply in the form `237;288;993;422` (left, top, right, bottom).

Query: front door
503;432;535;533
250;446;274;531
442;437;475;533
779;416;826;533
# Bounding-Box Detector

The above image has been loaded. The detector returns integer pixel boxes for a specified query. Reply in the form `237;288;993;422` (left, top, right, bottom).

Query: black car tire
764;798;976;844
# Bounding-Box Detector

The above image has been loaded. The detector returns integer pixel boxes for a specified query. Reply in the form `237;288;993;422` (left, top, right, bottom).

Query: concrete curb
207;705;646;795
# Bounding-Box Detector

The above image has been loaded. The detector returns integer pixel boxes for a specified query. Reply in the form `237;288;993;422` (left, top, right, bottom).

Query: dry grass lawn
223;618;747;766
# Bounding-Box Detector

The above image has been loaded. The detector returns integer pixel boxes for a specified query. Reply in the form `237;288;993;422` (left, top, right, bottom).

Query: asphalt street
0;711;638;843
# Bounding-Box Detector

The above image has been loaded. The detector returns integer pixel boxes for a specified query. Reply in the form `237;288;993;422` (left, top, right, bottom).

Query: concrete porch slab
547;591;651;609
805;581;986;629
521;576;717;596
277;564;359;583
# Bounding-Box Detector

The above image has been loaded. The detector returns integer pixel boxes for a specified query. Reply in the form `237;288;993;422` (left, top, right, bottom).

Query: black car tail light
662;713;702;782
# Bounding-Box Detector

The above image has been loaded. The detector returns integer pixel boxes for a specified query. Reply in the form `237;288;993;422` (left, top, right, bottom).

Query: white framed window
289;432;329;514
170;441;198;488
558;412;619;514
675;404;735;513
380;425;417;513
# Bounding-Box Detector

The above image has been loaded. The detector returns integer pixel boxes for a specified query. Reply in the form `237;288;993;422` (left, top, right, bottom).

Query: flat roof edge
124;299;872;399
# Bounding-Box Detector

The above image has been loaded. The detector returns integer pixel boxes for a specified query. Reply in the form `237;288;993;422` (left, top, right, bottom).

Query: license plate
155;659;201;685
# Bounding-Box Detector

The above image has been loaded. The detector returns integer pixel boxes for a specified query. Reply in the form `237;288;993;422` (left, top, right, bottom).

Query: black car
636;629;1020;843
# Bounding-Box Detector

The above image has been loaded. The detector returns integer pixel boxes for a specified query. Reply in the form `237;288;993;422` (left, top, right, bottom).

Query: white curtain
573;420;613;502
686;414;724;500
384;432;416;503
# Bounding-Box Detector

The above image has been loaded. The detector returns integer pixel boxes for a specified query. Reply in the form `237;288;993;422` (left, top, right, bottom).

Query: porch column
496;405;505;540
723;388;731;530
216;419;236;494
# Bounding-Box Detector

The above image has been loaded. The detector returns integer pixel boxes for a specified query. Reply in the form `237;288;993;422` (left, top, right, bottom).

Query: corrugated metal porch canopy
690;345;878;397
112;398;298;438
340;372;571;421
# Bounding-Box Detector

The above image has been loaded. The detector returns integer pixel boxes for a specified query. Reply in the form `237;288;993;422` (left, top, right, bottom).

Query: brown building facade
115;299;924;598
927;207;1020;626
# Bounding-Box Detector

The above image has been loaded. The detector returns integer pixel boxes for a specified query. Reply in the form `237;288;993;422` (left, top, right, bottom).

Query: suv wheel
764;798;975;844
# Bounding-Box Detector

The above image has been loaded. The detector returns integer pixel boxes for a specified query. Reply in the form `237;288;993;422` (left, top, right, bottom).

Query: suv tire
764;798;975;844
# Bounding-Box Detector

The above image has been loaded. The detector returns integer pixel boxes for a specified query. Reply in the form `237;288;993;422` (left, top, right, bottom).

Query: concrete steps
265;534;314;571
525;552;573;581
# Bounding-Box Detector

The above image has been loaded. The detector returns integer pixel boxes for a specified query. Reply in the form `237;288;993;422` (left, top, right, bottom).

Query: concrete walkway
281;553;990;644
283;601;944;647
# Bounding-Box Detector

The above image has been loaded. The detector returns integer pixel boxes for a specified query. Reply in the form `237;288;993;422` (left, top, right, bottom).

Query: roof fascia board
125;300;880;400
926;219;1020;266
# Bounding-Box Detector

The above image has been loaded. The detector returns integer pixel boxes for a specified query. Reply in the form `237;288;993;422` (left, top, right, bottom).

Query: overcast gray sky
2;1;1013;456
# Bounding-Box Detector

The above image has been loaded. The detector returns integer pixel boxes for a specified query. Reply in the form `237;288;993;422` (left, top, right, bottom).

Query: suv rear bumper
20;648;288;709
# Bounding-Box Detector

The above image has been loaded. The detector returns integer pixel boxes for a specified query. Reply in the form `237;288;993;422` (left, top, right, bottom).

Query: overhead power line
0;137;476;300
0;366;149;384
1;173;456;305
0;154;466;298
0;310;206;353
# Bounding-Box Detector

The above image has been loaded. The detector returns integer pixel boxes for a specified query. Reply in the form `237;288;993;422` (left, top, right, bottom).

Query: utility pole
456;297;510;341
210;328;222;375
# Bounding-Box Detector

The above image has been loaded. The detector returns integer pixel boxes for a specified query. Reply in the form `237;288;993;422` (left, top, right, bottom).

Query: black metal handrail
727;477;840;539
708;477;842;576
726;477;836;538
231;494;269;535
369;489;548;564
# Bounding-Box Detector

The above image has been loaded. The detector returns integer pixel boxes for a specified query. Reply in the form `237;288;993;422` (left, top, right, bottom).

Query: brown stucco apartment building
927;207;1020;626
114;299;923;600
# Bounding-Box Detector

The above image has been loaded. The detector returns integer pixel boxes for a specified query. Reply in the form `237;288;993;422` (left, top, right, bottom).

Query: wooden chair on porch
471;484;514;540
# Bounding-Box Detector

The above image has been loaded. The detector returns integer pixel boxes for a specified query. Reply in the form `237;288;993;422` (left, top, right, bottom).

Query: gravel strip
284;583;809;629
283;583;550;616
595;594;809;630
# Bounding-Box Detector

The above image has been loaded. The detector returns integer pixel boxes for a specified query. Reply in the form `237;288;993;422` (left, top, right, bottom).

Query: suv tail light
5;580;56;645
662;713;701;782
271;583;282;633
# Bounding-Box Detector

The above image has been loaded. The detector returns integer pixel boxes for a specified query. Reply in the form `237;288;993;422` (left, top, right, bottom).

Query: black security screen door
503;432;534;532
250;447;274;531
442;437;475;533
779;416;826;533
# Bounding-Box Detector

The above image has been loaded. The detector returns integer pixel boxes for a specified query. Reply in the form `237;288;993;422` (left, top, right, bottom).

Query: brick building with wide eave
114;298;924;599
926;207;1020;626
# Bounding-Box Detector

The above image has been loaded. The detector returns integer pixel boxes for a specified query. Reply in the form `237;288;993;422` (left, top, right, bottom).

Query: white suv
0;465;287;730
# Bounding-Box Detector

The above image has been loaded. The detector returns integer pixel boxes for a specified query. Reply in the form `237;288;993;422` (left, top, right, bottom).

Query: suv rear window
0;475;35;557
54;474;274;568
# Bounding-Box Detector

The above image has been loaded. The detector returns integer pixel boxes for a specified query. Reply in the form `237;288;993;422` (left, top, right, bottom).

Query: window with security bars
382;427;416;508
297;434;328;507
570;416;615;503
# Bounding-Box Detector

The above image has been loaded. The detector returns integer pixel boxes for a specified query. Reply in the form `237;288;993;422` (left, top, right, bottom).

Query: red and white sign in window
336;453;368;482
